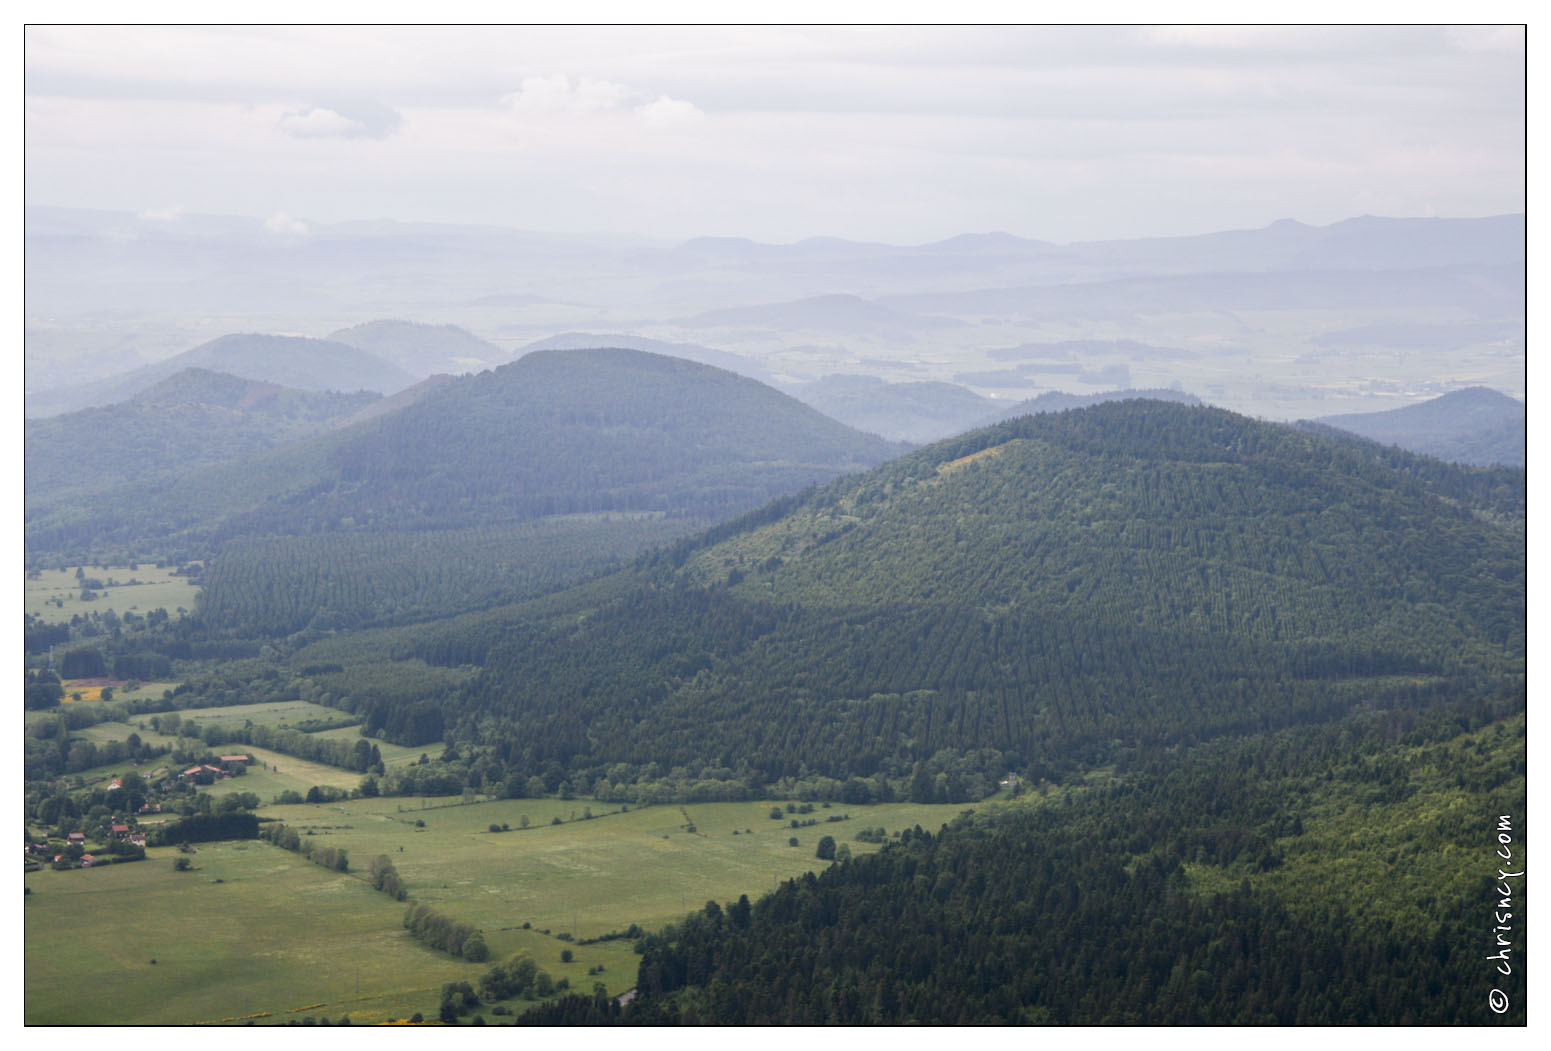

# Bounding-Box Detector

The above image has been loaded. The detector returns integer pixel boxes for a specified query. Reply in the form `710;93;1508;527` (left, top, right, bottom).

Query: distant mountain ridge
27;208;1523;425
670;214;1523;271
1303;387;1525;467
789;374;996;444
975;388;1202;429
27;332;416;418
25;367;379;515
515;333;774;383
326;319;506;376
25;347;903;562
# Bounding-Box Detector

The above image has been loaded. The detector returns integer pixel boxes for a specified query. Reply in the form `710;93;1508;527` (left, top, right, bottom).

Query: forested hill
325;319;506;376
423;399;1522;797
24;368;379;513
26;332;417;418
25;347;904;562
1304;386;1525;467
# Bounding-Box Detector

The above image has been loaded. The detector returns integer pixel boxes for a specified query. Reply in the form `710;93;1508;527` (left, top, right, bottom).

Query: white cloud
136;205;184;221
278;107;369;139
503;74;635;116
636;95;705;131
265;212;310;236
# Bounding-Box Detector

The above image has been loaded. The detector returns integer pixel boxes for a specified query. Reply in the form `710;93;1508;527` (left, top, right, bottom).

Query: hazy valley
27;208;1525;427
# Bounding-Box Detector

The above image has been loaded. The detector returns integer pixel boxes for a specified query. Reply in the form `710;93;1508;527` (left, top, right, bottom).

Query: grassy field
23;842;501;1025
25;563;200;622
24;796;988;1024
254;795;983;940
168;699;350;732
204;746;370;798
73;720;178;749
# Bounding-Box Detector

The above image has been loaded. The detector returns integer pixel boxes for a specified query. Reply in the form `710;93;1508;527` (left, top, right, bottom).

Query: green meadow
206;746;368;797
254;795;981;939
24;796;981;1024
25;563;200;622
24;842;490;1026
162;699;345;732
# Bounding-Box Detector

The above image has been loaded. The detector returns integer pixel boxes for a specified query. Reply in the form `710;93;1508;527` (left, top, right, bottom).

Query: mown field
24;797;984;1024
159;699;345;732
254;796;986;939
24;842;502;1025
25;563;199;621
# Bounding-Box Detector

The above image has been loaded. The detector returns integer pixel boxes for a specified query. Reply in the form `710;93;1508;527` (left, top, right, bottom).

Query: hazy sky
23;24;1526;245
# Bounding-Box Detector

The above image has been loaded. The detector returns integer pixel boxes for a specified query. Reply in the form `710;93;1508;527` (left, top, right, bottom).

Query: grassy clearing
203;745;367;798
24;795;996;1023
170;700;348;732
73;720;177;749
25;563;199;622
23;842;489;1025
255;796;982;940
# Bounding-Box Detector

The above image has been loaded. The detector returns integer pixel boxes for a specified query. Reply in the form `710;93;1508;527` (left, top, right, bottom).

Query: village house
111;824;131;839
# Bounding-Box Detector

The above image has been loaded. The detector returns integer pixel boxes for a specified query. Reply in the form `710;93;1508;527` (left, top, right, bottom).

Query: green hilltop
28;348;906;647
315;399;1524;799
25;368;379;517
